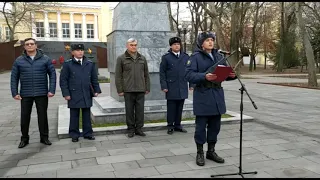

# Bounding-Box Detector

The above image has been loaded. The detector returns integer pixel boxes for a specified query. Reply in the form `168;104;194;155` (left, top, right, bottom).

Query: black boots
196;143;205;166
196;143;225;166
206;142;225;163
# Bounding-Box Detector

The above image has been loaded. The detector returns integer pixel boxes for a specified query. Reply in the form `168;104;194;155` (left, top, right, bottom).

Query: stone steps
57;102;254;139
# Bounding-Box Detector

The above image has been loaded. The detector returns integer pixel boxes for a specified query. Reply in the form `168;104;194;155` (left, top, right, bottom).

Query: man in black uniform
160;37;193;135
60;44;101;142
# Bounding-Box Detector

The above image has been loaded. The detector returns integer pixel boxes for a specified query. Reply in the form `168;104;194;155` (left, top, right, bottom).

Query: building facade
0;2;113;43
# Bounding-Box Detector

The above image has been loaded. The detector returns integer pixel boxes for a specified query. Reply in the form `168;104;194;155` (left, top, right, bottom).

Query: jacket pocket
123;61;132;71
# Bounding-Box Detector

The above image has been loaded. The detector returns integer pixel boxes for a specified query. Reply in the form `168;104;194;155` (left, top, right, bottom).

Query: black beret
169;37;181;46
197;32;216;47
71;44;85;51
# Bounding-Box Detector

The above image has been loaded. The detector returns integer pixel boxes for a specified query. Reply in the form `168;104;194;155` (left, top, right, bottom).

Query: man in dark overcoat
60;44;101;142
185;32;237;166
160;37;193;135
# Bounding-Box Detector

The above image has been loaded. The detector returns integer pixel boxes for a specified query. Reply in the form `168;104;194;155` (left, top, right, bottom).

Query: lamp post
177;24;192;52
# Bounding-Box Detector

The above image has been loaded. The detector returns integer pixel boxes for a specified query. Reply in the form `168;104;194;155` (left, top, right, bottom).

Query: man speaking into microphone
185;32;237;166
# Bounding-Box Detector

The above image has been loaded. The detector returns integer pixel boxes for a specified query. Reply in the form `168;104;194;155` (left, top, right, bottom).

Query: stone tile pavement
0;70;319;178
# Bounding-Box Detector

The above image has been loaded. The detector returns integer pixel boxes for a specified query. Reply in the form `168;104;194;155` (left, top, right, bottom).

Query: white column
44;11;49;39
94;13;98;41
31;12;36;38
70;12;74;40
57;11;62;40
82;13;87;40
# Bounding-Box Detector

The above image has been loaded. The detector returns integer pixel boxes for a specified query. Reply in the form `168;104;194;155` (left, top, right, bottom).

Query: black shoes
174;128;188;133
18;141;29;148
40;139;52;145
135;130;146;136
128;130;146;137
19;138;52;148
167;128;187;135
128;132;135;138
72;136;95;142
84;136;95;140
167;129;174;135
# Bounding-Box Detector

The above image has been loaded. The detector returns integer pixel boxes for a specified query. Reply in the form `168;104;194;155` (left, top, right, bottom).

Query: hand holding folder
211;65;233;82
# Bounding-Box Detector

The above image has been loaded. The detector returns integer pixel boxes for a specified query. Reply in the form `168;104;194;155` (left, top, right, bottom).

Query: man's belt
197;81;222;89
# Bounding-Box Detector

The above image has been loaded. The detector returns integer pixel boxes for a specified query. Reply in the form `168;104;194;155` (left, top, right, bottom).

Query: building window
62;23;70;38
49;23;57;38
87;24;94;39
35;22;45;37
74;23;82;38
5;27;10;40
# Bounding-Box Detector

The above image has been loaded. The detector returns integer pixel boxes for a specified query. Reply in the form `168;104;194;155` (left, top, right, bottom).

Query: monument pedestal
91;96;194;124
98;2;192;125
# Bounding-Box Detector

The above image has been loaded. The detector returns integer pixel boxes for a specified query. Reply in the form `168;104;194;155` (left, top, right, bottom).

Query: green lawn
78;111;232;129
98;78;110;83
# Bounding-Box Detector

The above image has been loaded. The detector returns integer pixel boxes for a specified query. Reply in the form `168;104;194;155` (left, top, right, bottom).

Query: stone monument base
90;96;194;124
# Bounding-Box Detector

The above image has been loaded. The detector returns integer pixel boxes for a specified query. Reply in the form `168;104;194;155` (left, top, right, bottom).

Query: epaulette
190;52;200;57
87;60;93;63
163;52;170;56
65;59;72;62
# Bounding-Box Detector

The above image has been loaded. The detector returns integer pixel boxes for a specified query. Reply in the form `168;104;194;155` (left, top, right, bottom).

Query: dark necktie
78;60;81;65
176;54;179;58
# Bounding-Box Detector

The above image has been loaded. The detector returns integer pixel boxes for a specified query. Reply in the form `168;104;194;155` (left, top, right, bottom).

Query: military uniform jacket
160;50;191;100
185;48;236;116
59;56;101;108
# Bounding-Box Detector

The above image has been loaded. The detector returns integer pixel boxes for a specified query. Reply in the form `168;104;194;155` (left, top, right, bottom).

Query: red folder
212;65;233;82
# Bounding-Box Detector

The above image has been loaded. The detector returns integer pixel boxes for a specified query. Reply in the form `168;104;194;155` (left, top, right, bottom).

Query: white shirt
173;52;180;58
75;58;83;65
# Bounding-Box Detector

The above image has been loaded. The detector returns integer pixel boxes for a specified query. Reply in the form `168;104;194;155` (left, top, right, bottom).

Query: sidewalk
0;70;319;178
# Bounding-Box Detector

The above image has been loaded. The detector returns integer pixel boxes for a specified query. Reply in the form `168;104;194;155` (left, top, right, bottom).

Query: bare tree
0;2;59;41
295;2;318;87
249;2;264;72
278;2;285;72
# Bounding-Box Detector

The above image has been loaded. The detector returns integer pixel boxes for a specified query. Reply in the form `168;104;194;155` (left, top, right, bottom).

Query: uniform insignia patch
187;60;191;65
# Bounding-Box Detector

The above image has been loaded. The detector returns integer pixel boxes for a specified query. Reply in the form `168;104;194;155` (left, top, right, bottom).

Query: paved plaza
0;69;320;178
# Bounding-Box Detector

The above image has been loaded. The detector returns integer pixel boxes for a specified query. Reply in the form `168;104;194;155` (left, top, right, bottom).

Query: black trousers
194;115;221;144
167;99;185;129
69;108;93;138
20;96;49;141
124;92;145;132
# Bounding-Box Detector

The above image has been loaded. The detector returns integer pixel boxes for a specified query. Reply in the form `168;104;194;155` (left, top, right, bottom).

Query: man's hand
205;73;217;81
189;87;194;91
162;89;168;93
118;92;124;96
94;93;100;97
64;96;71;100
229;72;236;78
48;92;54;97
145;91;150;94
13;95;22;100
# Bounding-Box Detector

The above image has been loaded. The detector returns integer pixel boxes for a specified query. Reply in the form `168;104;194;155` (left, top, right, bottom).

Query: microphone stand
211;52;258;178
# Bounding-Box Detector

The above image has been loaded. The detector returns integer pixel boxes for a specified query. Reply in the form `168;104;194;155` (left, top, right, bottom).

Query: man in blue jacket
185;32;237;166
60;44;101;142
160;37;193;135
10;38;56;148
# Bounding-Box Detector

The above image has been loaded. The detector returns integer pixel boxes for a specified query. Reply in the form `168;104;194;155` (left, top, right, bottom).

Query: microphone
218;49;231;55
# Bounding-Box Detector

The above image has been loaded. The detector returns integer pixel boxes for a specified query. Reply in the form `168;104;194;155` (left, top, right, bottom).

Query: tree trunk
230;2;241;66
296;2;318;87
278;2;285;72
